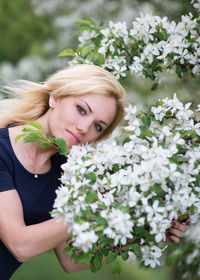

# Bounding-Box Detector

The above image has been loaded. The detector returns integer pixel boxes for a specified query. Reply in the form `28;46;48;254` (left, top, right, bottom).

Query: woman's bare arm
0;189;71;262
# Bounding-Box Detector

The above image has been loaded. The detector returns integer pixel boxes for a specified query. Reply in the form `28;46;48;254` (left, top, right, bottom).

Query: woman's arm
0;189;71;262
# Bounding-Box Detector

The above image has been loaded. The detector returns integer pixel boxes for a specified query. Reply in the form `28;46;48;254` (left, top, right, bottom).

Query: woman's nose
77;119;91;134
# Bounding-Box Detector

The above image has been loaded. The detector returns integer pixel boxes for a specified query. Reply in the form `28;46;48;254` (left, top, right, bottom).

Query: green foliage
0;0;55;63
85;191;98;203
106;252;118;264
15;121;69;155
58;49;76;57
90;254;103;272
96;216;108;227
85;172;97;184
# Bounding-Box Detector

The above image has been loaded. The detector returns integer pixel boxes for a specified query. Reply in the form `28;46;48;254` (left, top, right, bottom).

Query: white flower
53;186;71;209
126;252;137;265
73;231;98;252
145;200;165;221
103;208;133;245
141;245;167;268
130;56;144;74
72;222;90;235
151;105;168;121
196;104;200;112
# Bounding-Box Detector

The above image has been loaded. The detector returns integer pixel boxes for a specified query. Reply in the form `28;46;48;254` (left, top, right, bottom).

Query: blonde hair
0;64;126;140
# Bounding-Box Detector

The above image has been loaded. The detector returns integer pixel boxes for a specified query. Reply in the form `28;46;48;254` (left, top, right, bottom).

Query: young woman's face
48;93;117;149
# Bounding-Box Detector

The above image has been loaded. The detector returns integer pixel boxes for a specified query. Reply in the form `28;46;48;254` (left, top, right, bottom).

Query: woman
0;64;189;279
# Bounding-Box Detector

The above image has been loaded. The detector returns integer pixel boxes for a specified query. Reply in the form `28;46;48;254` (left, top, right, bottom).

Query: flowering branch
52;94;200;272
59;1;200;87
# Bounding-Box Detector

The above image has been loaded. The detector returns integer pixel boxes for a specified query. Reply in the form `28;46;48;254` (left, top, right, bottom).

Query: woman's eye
77;105;86;115
95;123;102;132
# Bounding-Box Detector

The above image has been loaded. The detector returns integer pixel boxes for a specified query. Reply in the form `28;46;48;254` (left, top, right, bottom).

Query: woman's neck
8;116;57;175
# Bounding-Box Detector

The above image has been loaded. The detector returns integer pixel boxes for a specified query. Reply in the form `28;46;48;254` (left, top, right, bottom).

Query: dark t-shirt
0;126;66;279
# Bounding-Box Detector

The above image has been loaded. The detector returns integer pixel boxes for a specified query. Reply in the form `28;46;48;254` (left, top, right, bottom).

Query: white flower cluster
70;2;200;81
52;95;200;268
191;0;200;11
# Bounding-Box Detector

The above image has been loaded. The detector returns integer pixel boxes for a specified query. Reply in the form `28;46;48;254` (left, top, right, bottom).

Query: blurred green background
11;250;172;280
1;0;199;279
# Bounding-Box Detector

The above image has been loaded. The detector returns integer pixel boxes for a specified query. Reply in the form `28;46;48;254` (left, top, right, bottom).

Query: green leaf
75;19;96;26
121;252;129;261
182;130;197;137
144;69;155;80
39;141;51;148
81;45;92;57
15;133;26;143
176;65;182;78
85;192;98;203
22;127;38;133
73;25;92;36
90;254;102;273
151;83;158;91
95;225;105;232
101;237;113;248
55;137;68;155
141;115;151;128
145;234;155;243
23;134;42;143
58;48;76;57
79;252;93;264
94;52;105;64
160;28;168;41
130;244;140;258
122;137;131;145
169;154;179;164
113;164;119;172
98;203;107;210
25;121;44;130
86;52;95;62
96;215;108;227
190;204;195;215
85;172;97;184
106;252;117;264
152;184;165;196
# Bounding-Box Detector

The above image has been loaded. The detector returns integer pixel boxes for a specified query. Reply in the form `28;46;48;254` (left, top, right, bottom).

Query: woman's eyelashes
77;104;102;132
77;105;86;115
95;123;102;132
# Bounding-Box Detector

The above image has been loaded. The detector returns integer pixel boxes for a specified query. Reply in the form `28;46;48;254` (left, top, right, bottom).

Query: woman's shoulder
0;126;9;138
0;126;10;150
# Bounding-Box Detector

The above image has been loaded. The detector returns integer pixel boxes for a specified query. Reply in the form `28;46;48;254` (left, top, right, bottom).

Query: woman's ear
49;96;56;108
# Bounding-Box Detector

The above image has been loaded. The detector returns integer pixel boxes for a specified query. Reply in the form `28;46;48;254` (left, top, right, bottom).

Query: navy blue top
0;126;66;279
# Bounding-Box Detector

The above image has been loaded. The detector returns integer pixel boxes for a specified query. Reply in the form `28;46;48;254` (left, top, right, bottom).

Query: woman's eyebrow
80;99;108;126
99;120;108;126
80;99;92;112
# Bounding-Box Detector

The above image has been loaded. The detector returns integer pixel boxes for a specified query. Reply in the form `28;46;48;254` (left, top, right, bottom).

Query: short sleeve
0;156;15;192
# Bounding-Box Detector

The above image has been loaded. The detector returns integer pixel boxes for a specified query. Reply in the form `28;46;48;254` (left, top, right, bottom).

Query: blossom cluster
52;95;200;272
191;0;200;11
63;2;200;83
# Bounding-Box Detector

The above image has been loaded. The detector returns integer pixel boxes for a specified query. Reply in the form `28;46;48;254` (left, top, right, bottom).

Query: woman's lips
66;130;80;143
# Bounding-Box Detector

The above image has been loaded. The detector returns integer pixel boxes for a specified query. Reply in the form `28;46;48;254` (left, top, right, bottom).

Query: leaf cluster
15;121;69;155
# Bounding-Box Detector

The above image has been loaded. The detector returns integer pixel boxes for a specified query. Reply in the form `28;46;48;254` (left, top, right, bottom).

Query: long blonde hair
0;64;126;140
